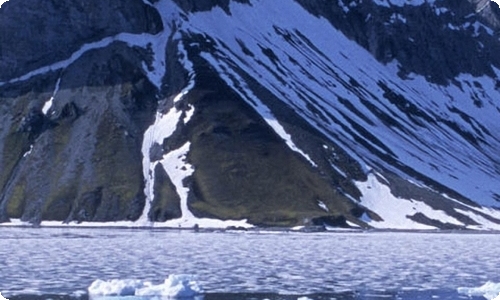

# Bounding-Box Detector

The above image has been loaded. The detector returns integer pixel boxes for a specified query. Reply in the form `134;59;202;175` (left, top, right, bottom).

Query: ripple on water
1;228;500;298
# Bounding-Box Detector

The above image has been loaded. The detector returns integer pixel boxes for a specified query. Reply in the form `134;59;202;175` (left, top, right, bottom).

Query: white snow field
186;0;500;208
88;275;203;299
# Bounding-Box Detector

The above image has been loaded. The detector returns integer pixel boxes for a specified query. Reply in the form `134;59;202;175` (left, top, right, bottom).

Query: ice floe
88;275;203;299
458;281;500;300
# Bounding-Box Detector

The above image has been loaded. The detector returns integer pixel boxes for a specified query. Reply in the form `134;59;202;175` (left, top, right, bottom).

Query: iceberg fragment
88;279;146;296
88;275;203;299
457;281;500;300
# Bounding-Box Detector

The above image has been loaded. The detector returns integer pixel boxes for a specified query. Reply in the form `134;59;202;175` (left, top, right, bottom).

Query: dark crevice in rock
172;0;251;15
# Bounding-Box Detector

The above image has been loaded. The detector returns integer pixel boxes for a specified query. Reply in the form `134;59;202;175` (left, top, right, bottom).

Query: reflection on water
1;227;499;300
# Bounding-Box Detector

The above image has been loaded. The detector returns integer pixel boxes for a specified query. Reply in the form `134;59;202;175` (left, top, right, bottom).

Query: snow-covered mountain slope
0;0;500;230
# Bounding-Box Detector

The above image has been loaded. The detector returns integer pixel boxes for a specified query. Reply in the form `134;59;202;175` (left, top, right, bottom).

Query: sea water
0;227;497;300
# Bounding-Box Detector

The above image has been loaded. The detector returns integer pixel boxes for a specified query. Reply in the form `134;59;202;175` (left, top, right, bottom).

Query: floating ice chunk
0;292;8;300
88;275;203;299
88;279;146;296
457;281;500;300
136;275;202;298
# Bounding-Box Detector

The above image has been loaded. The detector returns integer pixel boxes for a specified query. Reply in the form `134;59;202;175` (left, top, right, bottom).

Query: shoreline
0;221;499;234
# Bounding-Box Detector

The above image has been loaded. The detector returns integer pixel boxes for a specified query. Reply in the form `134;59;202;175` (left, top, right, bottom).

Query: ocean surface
0;227;497;300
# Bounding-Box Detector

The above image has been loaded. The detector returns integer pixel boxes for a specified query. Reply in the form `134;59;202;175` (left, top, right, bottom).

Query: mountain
1;0;500;230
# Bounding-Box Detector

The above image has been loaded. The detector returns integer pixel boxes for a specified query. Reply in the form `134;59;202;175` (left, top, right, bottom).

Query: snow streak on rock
200;54;317;167
372;0;436;7
138;36;198;225
159;142;195;222
139;82;252;228
355;172;463;230
186;0;500;209
154;142;252;228
137;8;252;227
139;104;184;225
0;33;149;87
0;0;177;89
42;77;61;115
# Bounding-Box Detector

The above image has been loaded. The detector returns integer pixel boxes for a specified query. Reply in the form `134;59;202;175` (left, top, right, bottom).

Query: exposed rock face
1;0;500;229
172;0;250;14
0;0;162;81
0;43;157;223
297;0;500;84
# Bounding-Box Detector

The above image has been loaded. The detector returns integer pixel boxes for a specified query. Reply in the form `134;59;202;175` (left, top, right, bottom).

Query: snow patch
331;164;347;178
155;142;252;228
183;105;195;124
137;33;251;228
201;54;317;168
434;6;449;15
139;107;183;225
42;77;61;115
174;41;196;102
373;0;435;7
142;139;252;229
346;220;360;228
356;172;464;229
389;13;407;24
160;142;195;221
338;0;350;13
88;275;203;299
22;145;33;158
184;0;500;209
454;209;500;230
138;28;198;226
317;200;329;212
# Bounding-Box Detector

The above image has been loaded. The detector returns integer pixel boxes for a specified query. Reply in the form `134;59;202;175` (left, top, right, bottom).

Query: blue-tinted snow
184;0;500;210
88;275;203;298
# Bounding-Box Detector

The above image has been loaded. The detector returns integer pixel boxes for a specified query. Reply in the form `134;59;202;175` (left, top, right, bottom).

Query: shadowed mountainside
1;0;500;229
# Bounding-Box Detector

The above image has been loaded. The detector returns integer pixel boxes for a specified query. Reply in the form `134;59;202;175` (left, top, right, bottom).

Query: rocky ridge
0;0;500;229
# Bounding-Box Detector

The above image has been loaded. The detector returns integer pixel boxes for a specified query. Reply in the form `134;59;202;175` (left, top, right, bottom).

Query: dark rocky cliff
1;0;500;229
0;0;162;81
297;0;500;84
